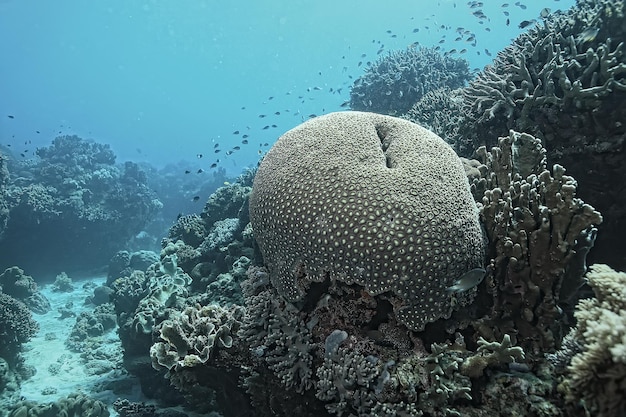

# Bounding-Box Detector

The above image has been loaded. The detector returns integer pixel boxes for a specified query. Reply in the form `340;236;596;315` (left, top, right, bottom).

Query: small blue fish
446;268;486;293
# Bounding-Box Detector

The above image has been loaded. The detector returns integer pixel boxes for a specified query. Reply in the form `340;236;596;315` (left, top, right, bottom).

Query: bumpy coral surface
563;264;626;417
0;293;39;363
350;46;471;115
249;111;485;331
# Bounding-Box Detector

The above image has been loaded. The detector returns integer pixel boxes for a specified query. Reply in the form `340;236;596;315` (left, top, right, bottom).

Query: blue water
0;0;574;176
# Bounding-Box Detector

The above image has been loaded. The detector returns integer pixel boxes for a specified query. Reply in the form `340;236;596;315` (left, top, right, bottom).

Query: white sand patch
18;276;146;415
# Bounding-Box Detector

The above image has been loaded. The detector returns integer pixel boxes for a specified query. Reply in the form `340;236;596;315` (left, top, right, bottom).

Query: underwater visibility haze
1;0;626;416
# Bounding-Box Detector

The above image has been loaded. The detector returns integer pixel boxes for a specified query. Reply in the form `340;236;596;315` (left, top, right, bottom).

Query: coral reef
350;46;472;115
52;272;74;292
560;264;626;417
0;153;9;239
249;111;485;331
470;130;602;356
150;303;244;373
455;0;626;270
0;267;50;314
7;393;110;417
0;135;162;275
0;293;39;364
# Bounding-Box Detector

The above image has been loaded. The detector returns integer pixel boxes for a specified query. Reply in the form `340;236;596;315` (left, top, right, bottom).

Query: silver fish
446;267;486;293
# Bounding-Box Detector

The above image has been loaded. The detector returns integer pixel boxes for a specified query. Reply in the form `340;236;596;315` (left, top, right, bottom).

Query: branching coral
471;130;602;356
350;46;471;115
561;264;626;417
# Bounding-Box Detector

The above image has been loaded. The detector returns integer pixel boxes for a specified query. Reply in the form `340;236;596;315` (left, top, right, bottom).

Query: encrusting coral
249;111;485;332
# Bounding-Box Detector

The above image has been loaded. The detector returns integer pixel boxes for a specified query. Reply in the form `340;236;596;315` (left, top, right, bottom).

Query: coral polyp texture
249;111;485;331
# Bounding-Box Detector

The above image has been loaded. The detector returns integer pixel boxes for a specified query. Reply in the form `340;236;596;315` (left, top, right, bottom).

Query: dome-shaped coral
249;111;484;331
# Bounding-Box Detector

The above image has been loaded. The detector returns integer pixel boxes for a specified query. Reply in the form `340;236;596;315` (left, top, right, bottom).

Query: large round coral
249;111;484;331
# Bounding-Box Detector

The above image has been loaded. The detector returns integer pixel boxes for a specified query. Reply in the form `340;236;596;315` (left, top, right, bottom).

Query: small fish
578;27;599;43
215;149;221;153
242;139;249;144
233;146;241;150
242;134;249;138
412;28;420;33
233;130;240;134
197;153;203;158
214;143;219;148
185;170;191;174
263;125;269;130
518;19;535;29
197;169;203;173
210;163;218;169
258;114;266;118
446;268;486;293
540;7;551;18
192;196;200;201
7;115;14;119
274;111;281;115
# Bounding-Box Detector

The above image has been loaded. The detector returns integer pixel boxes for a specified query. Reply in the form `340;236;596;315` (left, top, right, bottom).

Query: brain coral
249;111;484;331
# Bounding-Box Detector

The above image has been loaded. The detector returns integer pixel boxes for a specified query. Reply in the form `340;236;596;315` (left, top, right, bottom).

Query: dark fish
214;143;219;148
233;146;241;150
361;53;367;58
242;139;249;144
504;10;509;16
258;114;266;118
274;111;281;115
459;48;467;54
540;8;550;18
192;196;200;201
271;124;277;128
7;115;14;119
308;114;317;118
412;28;420;33
263;125;269;130
210;163;218;169
263;142;269;146
233;130;240;134
197;169;203;173
268;96;274;100
20;153;25;157
506;18;510;25
340;101;350;107
197;153;203;158
185;170;191;174
226;150;233;155
501;2;508;6
485;48;492;56
36;130;40;134
242;134;249;138
215;149;221;153
518;20;535;28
